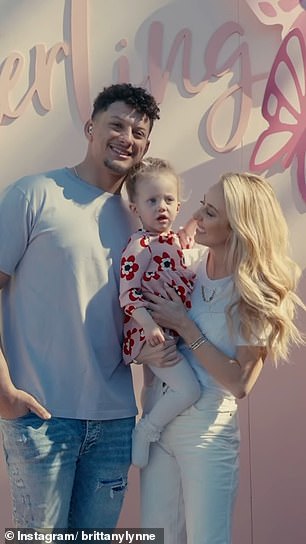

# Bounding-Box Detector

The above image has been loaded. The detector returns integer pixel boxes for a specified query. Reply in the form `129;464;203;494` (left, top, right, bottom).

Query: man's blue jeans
0;414;135;529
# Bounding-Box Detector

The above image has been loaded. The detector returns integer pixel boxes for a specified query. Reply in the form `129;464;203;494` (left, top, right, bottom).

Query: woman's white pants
141;382;240;544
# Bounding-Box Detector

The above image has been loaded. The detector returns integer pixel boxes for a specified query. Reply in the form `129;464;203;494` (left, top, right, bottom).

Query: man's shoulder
3;167;66;193
16;167;68;190
1;168;70;202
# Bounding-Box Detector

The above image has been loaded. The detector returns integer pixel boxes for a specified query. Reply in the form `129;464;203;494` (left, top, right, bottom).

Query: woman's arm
146;286;266;398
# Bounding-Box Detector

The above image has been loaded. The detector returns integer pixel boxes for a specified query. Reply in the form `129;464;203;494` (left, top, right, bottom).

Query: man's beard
104;157;131;176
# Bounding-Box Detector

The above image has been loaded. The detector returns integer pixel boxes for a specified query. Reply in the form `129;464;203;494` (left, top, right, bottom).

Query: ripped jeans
0;414;135;529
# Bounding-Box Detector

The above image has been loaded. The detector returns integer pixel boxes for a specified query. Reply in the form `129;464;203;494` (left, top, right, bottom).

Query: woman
139;172;305;544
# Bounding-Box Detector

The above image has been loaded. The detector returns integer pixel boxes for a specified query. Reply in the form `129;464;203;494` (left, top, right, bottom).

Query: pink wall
118;305;306;544
1;1;306;542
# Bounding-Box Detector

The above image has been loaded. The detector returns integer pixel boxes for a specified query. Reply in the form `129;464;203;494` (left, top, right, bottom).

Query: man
0;83;178;529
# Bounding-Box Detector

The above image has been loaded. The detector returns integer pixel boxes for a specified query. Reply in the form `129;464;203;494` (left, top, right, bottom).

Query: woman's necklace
73;166;80;178
201;285;216;303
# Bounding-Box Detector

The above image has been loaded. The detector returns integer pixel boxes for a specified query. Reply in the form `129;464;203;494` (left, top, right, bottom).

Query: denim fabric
0;414;135;529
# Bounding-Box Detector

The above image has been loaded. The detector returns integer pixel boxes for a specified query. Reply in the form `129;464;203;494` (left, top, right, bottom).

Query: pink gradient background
1;1;305;543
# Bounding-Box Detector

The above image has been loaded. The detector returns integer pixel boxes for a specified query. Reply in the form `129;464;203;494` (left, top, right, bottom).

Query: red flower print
143;270;160;282
121;255;139;280
154;252;176;272
174;284;187;303
125;304;136;316
158;232;175;245
140;235;150;248
123;328;138;356
129;288;144;302
176;248;187;268
181;275;195;290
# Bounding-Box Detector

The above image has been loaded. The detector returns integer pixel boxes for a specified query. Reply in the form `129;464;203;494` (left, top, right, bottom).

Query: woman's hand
136;333;181;368
146;284;190;336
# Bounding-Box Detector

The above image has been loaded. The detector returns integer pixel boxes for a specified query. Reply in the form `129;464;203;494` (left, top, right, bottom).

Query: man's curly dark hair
92;83;160;131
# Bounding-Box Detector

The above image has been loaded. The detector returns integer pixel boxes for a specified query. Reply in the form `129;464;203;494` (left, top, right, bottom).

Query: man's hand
0;386;51;420
136;335;181;368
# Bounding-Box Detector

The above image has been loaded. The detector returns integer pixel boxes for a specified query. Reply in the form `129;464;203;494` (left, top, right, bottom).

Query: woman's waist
180;346;235;396
142;374;237;415
190;386;237;413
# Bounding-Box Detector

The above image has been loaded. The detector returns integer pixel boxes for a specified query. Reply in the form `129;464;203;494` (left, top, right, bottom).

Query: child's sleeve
119;233;152;316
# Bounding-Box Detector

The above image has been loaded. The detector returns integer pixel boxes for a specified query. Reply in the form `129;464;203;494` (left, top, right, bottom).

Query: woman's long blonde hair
221;172;305;362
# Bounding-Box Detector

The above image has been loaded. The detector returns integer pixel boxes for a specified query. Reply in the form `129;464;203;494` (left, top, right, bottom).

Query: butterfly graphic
245;0;303;36
249;26;306;202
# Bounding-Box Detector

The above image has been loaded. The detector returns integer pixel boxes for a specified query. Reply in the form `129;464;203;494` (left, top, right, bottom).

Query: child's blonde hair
125;157;182;202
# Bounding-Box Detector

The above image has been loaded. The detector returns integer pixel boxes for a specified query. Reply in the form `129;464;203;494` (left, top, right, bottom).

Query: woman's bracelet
189;334;209;351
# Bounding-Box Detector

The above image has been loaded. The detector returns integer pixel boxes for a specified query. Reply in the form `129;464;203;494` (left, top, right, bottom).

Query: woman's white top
180;247;265;403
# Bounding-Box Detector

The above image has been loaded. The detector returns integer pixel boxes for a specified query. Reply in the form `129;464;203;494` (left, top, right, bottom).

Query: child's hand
145;324;165;346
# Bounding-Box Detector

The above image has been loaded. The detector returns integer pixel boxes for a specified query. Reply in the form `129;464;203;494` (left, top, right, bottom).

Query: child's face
130;172;180;234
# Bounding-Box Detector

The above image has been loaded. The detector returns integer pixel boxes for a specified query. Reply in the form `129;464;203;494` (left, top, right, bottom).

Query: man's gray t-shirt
0;168;137;419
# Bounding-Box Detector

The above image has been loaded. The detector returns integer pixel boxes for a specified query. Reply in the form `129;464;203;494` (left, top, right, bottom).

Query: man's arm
0;271;51;419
